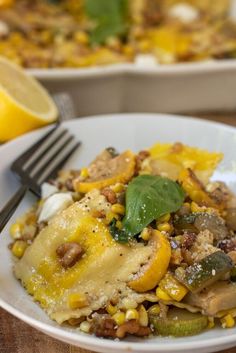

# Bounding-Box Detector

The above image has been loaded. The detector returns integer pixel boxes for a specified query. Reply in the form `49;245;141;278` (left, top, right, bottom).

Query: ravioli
15;191;156;324
145;142;223;184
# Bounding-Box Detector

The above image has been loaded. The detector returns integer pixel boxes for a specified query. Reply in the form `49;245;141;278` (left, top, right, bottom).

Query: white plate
1;113;236;353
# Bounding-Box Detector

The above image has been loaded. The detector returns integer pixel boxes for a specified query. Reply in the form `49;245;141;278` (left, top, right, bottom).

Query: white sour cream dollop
38;193;73;223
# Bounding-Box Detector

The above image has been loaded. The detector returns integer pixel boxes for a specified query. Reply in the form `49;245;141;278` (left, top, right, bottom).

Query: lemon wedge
0;56;58;141
128;229;171;292
73;150;136;193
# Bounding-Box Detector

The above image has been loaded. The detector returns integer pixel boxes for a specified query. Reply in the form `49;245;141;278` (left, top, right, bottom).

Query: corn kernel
112;183;125;193
10;223;23;239
111;204;125;215
123;45;134;57
139;40;150;52
140;227;151;241
125;309;139;321
183;202;191;210
107;303;118;315
191;201;217;215
208;317;215;329
106;36;121;50
11;240;27;258
105;211;119;225
74;31;89;45
79;321;91;333
159;273;188;301
68;293;88;309
193;190;205;201
191;201;202;213
156;287;172;301
138;305;148;327
221;314;235;328
80;168;89;179
148;304;160;316
157;222;171;232
158;213;171;223
112;311;126;326
122;298;138;310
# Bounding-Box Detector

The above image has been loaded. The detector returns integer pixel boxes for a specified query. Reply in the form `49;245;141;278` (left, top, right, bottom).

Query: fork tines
13;126;80;196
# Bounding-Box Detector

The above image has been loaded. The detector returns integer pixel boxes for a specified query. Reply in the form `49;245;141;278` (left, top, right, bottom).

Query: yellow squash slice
146;142;223;184
128;230;171;292
178;168;225;209
73;150;136;193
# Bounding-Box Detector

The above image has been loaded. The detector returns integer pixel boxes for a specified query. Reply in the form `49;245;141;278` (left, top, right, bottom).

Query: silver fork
0;126;80;232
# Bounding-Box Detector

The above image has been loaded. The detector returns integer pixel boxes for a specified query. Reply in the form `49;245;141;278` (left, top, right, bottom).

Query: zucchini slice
176;251;233;293
174;213;198;232
150;308;208;337
174;213;228;241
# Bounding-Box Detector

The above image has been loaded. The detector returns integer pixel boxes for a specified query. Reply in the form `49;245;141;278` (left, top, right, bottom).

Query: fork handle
0;185;28;233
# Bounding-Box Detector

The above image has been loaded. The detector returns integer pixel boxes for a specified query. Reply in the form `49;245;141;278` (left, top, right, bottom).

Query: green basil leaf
85;0;127;19
85;0;128;44
122;175;185;237
109;218;130;243
89;20;127;45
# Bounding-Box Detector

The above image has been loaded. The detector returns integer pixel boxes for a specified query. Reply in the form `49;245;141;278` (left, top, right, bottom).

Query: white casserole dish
27;2;236;116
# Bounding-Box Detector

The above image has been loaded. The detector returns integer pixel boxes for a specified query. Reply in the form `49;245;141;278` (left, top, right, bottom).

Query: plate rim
2;296;236;352
1;112;236;352
1;112;236;152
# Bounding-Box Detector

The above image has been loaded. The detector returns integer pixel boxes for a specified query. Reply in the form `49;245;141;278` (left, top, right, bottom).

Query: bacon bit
143;0;162;26
218;238;236;253
182;232;197;249
135;150;150;174
90;314;117;338
65;178;75;191
137;150;150;162
101;188;117;204
56;242;83;268
116;320;151;338
170;142;184;154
